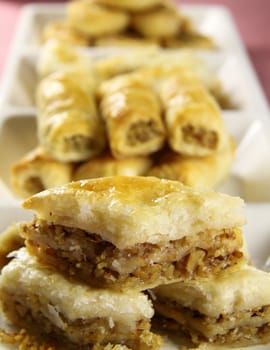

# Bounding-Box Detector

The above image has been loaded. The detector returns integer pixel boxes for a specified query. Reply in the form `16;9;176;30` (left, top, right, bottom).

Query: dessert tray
0;2;270;350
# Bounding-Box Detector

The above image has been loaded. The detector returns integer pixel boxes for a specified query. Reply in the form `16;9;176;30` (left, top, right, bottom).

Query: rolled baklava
152;265;270;347
0;248;162;350
93;0;161;12
98;76;166;158
132;2;181;39
159;75;229;156
11;146;73;198
21;176;246;291
67;0;130;37
37;39;94;78
37;70;106;162
41;20;90;47
73;152;152;180
147;138;235;189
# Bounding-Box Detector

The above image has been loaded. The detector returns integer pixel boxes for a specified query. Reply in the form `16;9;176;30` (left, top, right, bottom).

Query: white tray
1;2;270;206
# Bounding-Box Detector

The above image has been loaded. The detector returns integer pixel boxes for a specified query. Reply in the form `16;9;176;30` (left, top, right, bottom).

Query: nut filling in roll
21;176;246;291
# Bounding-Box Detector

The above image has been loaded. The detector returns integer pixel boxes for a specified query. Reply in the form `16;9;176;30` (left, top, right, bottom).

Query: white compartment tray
0;2;269;207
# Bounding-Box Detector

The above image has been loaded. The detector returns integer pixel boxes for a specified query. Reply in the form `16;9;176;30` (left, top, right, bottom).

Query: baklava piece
73;152;152;180
0;248;162;350
160;75;229;157
36;69;106;162
21;176;246;291
98;76;166;158
11;146;73;198
152;264;270;347
147;138;235;190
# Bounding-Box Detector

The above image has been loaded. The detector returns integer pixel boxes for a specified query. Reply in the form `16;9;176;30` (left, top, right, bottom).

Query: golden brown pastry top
23;176;245;249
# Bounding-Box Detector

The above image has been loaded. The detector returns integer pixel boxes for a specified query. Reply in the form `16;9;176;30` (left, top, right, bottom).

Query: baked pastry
92;0;161;12
132;4;181;38
37;70;106;162
159;75;229;156
152;264;270;347
0;247;162;349
0;224;24;270
37;39;94;78
67;0;130;37
98;76;165;158
147;138;235;189
11;146;73;198
21;176;246;291
94;35;160;49
41;20;90;47
73;152;153;180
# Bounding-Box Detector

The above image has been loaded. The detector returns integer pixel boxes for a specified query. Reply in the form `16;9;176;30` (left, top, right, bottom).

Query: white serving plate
0;203;270;350
0;3;269;206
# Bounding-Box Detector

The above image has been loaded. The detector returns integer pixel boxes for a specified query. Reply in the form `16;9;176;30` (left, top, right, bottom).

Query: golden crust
67;0;130;37
73;152;153;180
41;20;89;46
0;223;24;270
147;138;235;189
99;76;165;158
11;146;73;198
92;0;162;12
159;75;229;156
132;5;181;38
22;176;245;249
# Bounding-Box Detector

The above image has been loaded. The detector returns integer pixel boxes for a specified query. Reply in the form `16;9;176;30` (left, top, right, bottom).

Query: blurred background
0;0;269;104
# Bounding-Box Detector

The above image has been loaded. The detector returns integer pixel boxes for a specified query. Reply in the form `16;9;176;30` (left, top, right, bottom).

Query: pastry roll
160;75;229;156
22;176;246;291
152;265;270;347
93;0;161;12
94;35;160;49
11;146;73;198
147;138;235;190
67;0;130;37
99;76;165;158
37;70;106;162
37;39;94;78
73;152;153;180
0;224;24;270
0;248;162;349
41;20;90;47
132;3;181;38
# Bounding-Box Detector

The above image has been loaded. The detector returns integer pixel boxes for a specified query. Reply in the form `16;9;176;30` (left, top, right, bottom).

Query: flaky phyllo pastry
41;0;214;50
21;176;246;291
159;75;230;157
11;146;73;198
98;76;166;158
36;69;106;162
152;264;270;348
147;138;235;190
0;248;162;350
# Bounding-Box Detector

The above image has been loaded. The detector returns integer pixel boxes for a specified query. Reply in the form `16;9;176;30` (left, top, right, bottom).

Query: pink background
0;0;270;105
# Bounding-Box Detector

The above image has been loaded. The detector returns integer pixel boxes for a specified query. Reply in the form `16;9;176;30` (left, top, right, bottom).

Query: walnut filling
63;135;96;153
182;124;218;149
153;299;270;347
127;120;163;146
21;220;244;291
0;291;160;350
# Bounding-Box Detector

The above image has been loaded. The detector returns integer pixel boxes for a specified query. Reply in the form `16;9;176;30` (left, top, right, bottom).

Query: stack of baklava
42;0;214;49
11;40;236;199
1;176;270;349
0;175;258;349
